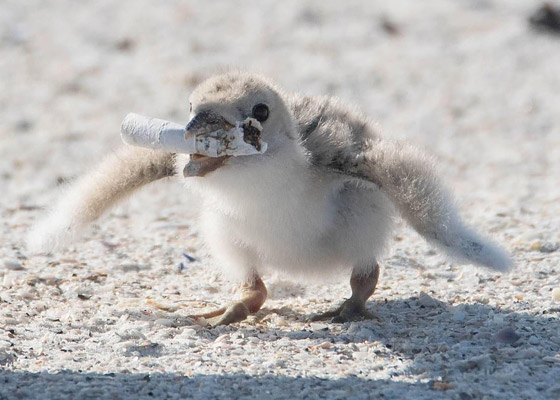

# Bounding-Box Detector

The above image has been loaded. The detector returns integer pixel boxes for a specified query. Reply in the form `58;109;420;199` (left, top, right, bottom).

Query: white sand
1;1;559;399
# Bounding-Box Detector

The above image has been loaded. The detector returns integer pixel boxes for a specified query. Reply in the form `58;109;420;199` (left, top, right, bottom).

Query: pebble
417;291;440;308
353;351;370;360
2;274;15;287
247;337;259;344
492;314;505;324
552;288;560;301
178;328;197;338
539;242;559;253
518;348;540;358
310;322;328;331
495;327;521;344
318;341;332;349
274;316;290;327
431;381;456;391
529;3;560;35
4;261;24;271
146;298;178;312
155;318;175;327
528;336;539;345
452;311;466;322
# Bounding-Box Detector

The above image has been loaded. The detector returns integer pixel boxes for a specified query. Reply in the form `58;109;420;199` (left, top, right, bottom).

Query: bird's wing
289;94;512;272
289;95;374;174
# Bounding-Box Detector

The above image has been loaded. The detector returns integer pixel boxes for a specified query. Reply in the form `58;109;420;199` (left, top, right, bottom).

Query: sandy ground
1;1;560;399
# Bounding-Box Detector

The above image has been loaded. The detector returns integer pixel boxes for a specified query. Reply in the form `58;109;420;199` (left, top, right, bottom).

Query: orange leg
312;263;380;322
190;275;267;326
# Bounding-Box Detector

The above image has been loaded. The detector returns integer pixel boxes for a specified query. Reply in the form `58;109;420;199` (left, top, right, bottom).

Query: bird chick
28;71;513;326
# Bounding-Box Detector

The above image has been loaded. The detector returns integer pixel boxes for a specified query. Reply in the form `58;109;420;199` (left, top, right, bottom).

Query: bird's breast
192;160;345;269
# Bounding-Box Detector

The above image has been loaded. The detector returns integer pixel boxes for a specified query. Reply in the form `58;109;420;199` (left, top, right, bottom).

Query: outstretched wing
289;95;513;272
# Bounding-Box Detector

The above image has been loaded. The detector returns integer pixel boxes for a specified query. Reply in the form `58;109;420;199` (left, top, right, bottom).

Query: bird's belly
194;174;344;272
241;212;337;270
185;156;393;274
227;187;339;269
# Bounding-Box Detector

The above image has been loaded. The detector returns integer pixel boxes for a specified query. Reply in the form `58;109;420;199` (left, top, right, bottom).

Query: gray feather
289;95;513;272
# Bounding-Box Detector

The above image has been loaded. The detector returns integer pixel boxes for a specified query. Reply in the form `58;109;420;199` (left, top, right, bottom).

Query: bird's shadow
2;298;559;399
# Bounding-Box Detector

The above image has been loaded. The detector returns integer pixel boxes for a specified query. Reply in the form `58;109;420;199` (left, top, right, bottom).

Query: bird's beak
185;110;234;136
183;111;235;178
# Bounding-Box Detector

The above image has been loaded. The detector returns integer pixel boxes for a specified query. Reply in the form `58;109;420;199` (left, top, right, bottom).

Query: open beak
183;111;235;178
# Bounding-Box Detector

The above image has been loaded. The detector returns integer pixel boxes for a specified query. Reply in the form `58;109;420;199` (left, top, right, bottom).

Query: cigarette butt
121;113;193;152
120;113;267;157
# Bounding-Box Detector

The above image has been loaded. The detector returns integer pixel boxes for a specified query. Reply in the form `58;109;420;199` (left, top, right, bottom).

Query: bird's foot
311;298;376;323
191;302;251;327
189;276;267;327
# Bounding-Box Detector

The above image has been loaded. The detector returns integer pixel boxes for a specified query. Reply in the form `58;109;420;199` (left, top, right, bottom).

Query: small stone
417;291;440;308
310;322;328;331
529;3;560;35
431;381;455;390
155;318;175;327
453;311;466;322
518;348;540;358
2;274;15;287
552;288;560;301
528;336;539;345
353;351;370;360
16;289;35;299
540;242;559;253
380;16;400;36
495;327;520;344
178;328;197;338
193;317;208;327
247;337;259;344
274;316;290;327
492;313;505;324
115;37;135;51
4;261;24;271
146;298;178;312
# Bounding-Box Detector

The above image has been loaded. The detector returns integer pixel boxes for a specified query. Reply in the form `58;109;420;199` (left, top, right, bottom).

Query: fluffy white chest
183;154;345;270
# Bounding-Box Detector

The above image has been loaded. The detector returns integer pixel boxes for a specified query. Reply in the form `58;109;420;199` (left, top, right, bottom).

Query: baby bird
28;71;513;326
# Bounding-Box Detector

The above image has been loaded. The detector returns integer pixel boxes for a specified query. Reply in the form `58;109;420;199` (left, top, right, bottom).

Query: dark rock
529;3;560;35
495;326;521;344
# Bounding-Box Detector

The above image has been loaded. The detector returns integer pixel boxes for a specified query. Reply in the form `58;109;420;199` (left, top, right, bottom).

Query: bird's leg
190;275;267;326
311;263;379;323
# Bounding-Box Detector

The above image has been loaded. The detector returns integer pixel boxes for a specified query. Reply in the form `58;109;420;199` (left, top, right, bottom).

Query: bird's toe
311;298;377;323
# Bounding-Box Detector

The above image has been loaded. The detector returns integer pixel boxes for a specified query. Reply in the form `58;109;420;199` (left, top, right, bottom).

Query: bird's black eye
189;102;192;113
252;103;269;122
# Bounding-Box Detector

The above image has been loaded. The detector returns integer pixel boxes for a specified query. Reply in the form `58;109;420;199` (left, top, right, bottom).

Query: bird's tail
27;147;175;253
356;139;513;272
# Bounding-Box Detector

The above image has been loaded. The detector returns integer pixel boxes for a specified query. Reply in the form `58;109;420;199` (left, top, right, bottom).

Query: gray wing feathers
357;139;513;271
291;95;513;272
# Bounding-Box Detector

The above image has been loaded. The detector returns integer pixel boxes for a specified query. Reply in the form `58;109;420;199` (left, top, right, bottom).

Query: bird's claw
206;302;250;326
311;298;376;323
190;302;251;327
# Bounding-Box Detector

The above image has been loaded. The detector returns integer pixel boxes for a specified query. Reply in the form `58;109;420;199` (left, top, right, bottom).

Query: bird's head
183;72;299;177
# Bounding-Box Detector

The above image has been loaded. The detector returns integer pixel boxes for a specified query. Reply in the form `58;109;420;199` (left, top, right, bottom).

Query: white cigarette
120;113;267;157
